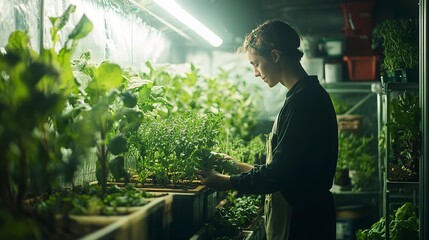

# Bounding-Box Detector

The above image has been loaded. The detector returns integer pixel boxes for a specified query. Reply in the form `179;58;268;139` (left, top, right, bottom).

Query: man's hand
197;169;234;190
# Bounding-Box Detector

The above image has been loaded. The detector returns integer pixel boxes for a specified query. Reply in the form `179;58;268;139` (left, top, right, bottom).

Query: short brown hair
237;20;303;61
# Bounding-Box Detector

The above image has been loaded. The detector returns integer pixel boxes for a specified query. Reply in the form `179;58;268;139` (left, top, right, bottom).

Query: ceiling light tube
153;0;223;47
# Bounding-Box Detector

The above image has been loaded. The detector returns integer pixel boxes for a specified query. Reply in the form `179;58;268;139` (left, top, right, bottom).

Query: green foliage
382;91;420;181
331;96;350;114
356;202;418;240
108;135;128;155
213;134;266;165
38;185;151;216
200;151;239;174
136;111;222;185
206;193;262;239
372;18;419;73
0;209;41;240
0;4;92;211
337;133;377;191
141;62;262;141
70;51;163;192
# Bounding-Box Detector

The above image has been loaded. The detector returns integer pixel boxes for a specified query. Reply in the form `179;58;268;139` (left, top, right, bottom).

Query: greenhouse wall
0;0;171;68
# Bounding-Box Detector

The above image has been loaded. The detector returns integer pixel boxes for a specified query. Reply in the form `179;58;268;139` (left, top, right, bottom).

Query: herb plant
136;111;222;186
142;62;262;141
206;193;262;239
372;18;419;74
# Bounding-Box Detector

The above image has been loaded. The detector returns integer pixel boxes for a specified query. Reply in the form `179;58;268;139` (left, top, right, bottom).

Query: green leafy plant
136;111;222;186
141;62;262;141
36;184;152;216
70;52;152;194
383;91;420;181
372;18;418;74
356;202;419;240
0;4;92;212
206;193;262;239
213;134;266;166
336;133;377;191
331;96;350;115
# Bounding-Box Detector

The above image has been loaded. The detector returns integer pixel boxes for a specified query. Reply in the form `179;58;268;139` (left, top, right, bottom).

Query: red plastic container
343;55;378;81
344;34;372;56
340;1;374;37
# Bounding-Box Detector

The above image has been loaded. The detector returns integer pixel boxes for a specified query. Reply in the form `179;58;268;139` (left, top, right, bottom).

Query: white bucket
301;57;324;82
325;62;343;83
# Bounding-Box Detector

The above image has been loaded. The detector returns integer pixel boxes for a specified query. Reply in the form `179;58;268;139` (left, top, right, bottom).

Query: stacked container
341;0;378;81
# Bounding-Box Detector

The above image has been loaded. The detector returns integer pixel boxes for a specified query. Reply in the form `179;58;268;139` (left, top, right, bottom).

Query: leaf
52;5;76;31
108;135;127;155
5;31;37;60
92;63;123;92
109;156;125;180
49;4;76;44
121;91;138;108
68;14;93;40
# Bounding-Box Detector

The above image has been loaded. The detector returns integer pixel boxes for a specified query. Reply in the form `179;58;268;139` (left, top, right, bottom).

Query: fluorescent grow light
152;0;223;47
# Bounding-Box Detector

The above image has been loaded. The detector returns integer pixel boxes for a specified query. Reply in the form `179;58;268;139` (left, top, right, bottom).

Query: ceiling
137;0;419;51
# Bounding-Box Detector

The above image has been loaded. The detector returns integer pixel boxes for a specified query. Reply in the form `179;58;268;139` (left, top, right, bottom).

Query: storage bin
344;35;372;56
343;55;378;81
340;1;374;37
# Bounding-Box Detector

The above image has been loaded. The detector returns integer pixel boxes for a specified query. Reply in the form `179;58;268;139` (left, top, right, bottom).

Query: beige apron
264;116;292;240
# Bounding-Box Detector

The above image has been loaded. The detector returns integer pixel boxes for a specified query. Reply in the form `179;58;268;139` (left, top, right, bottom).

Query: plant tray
337;114;362;132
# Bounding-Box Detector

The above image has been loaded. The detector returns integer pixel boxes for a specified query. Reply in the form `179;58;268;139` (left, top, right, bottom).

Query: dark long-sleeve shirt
230;76;338;206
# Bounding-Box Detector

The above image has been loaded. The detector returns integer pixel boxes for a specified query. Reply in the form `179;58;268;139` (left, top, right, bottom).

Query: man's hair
237;20;303;61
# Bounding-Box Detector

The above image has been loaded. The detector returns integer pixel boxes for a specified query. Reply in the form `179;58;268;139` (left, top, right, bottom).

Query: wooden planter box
105;179;221;239
73;194;173;240
137;184;210;240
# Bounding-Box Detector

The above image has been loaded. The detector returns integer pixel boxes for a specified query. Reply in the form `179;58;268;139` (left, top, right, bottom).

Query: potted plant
372;18;419;83
381;91;420;181
335;132;377;191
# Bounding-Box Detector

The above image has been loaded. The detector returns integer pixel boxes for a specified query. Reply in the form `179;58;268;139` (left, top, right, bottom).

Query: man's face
248;50;281;88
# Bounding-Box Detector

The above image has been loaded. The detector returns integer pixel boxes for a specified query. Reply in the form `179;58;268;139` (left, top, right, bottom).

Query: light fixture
152;0;223;47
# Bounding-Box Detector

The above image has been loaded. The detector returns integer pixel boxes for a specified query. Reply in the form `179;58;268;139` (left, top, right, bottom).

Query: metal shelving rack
379;82;420;240
323;82;383;218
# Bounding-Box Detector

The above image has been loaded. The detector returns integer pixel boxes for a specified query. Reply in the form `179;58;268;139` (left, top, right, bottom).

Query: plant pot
404;67;419;83
335;169;352;188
